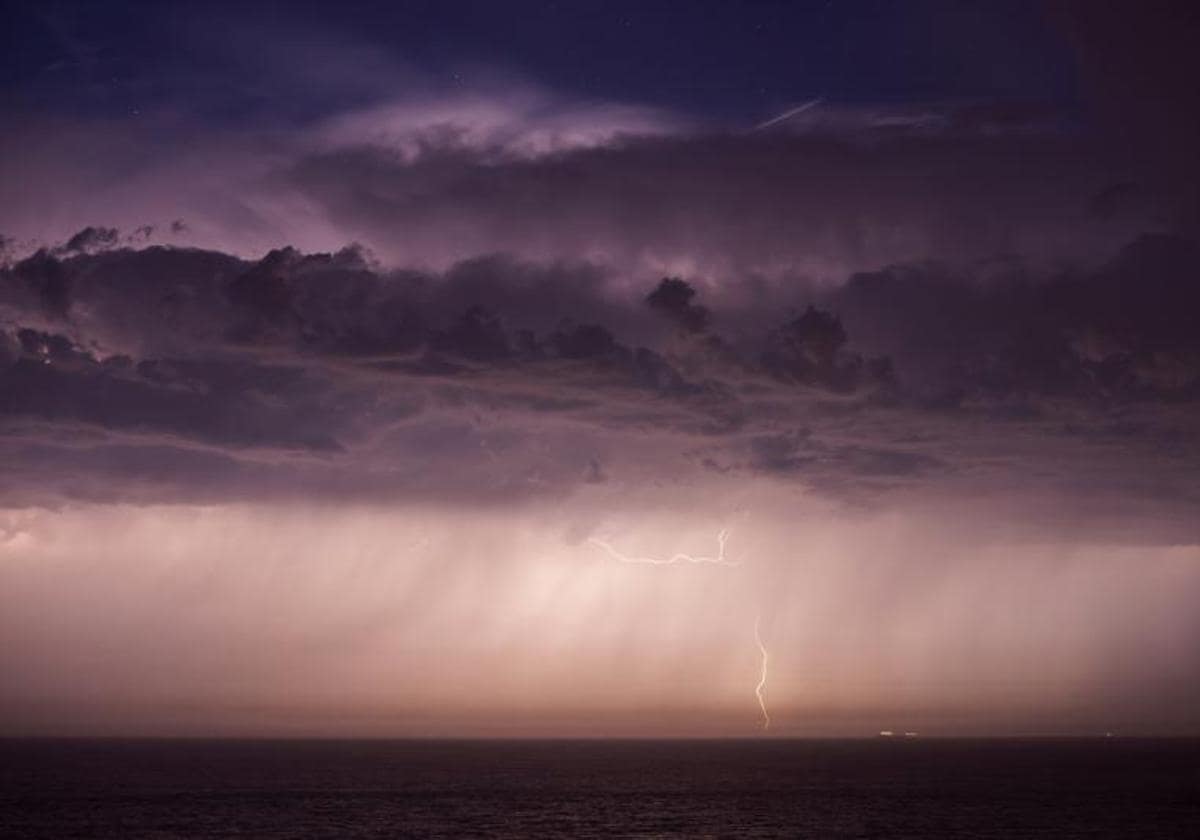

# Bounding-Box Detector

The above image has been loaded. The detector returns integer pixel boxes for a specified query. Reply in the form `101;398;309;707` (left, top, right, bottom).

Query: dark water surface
1;739;1198;838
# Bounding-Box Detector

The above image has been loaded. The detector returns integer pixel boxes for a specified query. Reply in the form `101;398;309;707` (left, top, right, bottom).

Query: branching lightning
754;615;770;731
587;528;742;566
588;526;771;733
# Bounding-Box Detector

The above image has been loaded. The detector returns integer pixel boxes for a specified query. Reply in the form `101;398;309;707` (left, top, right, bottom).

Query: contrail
587;528;742;566
752;98;823;132
754;615;770;731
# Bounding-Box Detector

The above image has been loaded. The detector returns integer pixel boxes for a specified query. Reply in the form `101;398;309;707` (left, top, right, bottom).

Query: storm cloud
1;227;1197;540
2;1;1199;738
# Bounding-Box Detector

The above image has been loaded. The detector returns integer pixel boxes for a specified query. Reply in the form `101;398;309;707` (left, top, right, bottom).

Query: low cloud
0;234;1195;530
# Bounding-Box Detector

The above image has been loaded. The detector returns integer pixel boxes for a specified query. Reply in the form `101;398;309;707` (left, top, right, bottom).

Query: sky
1;0;1199;737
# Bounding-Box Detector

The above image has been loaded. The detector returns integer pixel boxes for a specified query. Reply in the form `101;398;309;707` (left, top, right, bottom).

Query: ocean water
1;739;1198;838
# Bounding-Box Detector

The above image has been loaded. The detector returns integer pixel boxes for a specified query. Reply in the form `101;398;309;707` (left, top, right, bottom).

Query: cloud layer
1;226;1197;541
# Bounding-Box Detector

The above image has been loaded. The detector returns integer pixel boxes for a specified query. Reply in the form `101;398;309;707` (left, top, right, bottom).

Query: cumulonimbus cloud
1;230;1197;541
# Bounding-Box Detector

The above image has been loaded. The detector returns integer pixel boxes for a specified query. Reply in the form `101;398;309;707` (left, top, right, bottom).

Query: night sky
1;0;1199;737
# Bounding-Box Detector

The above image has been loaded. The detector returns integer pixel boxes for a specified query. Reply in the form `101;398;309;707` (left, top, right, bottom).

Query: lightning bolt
587;526;769;732
586;528;742;566
754;615;770;731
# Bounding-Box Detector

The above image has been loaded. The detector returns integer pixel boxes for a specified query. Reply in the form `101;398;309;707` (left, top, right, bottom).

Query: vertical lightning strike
586;526;767;733
587;528;742;566
754;616;770;731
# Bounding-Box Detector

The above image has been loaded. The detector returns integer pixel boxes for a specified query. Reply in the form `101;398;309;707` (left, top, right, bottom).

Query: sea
1;738;1198;838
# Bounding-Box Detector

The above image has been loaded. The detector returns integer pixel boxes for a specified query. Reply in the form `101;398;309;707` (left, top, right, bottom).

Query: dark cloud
747;430;942;480
550;323;618;361
433;306;514;362
59;226;119;255
646;277;710;334
12;251;73;319
0;329;350;452
1052;0;1200;230
0;230;1197;513
826;234;1200;404
583;458;607;484
761;306;893;393
749;430;817;474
